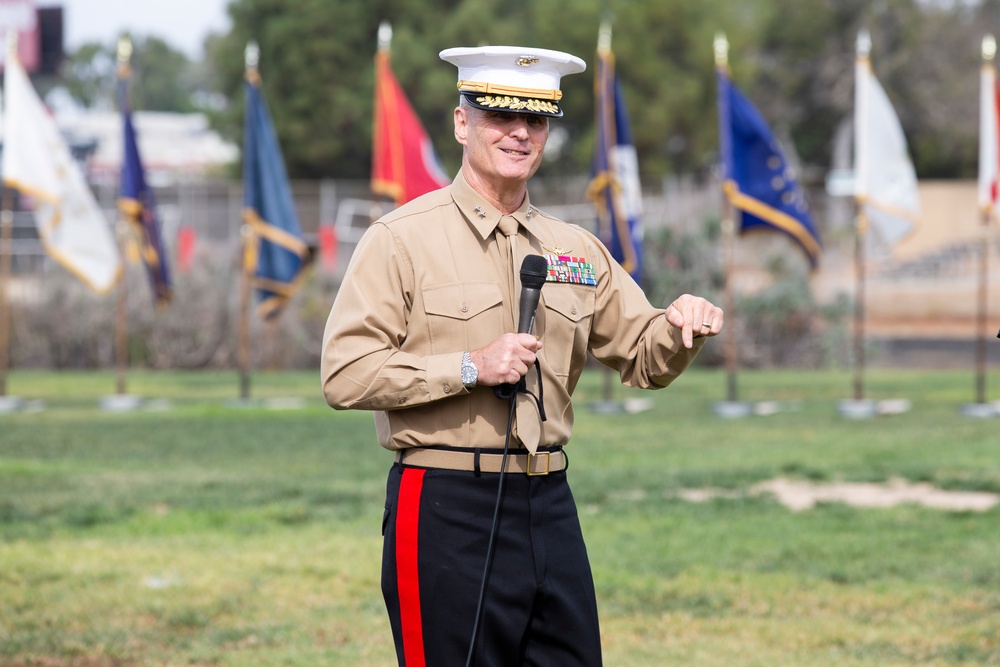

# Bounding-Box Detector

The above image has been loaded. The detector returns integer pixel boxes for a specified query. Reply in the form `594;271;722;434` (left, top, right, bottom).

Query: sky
45;0;233;58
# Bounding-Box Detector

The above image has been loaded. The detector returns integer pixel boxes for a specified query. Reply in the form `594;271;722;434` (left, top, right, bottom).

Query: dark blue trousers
381;462;603;667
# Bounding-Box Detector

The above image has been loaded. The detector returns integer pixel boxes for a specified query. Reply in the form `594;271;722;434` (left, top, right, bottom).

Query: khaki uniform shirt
321;170;704;451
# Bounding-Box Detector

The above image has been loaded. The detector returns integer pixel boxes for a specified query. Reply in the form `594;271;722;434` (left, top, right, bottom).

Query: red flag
177;225;197;273
371;28;449;206
318;224;338;273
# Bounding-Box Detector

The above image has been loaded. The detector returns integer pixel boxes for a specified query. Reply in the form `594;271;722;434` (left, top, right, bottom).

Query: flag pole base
960;402;998;419
712;401;752;419
226;397;261;409
587;397;654;415
0;396;24;413
100;394;144;412
837;399;877;420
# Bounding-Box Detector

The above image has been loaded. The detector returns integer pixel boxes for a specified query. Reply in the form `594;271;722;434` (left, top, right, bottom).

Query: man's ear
454;106;468;146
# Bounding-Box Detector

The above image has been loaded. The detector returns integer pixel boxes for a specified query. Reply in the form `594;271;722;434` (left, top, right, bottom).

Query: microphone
494;255;548;401
517;255;548;334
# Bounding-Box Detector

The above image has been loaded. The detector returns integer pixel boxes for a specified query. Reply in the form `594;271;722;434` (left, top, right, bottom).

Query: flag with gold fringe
2;48;121;292
588;31;644;282
853;31;919;254
371;22;449;206
118;63;172;307
243;67;308;320
717;68;821;267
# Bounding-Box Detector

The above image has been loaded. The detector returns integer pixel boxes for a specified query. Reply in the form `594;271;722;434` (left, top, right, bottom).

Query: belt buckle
526;451;550;476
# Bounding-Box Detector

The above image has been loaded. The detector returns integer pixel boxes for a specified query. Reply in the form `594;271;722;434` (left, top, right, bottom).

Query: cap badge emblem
515;56;539;67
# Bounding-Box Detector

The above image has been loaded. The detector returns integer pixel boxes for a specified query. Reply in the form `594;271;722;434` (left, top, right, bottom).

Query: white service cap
439;45;586;117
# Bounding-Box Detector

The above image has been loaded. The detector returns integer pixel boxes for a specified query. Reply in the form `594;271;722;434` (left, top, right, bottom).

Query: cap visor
462;92;563;118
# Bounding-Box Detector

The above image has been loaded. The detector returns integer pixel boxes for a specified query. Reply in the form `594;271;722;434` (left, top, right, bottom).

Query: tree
127;36;199;112
749;0;992;179
210;0;394;179
62;41;116;109
61;35;200;113
208;0;745;179
206;0;999;180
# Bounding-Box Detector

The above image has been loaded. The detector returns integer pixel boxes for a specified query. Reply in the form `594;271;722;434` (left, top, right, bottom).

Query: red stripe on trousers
397;467;426;667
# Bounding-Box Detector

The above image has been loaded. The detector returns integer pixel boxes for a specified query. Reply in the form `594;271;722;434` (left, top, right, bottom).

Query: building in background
57;109;239;185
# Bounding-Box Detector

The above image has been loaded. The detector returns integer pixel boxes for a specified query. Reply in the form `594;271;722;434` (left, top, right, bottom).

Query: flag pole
113;219;129;396
0;194;13;398
372;19;391;223
975;214;990;405
975;35;996;406
378;20;391;53
852;31;872;404
852;209;868;401
239;224;252;400
714;33;739;404
0;35;15;400
597;18;617;408
239;41;259;401
114;37;133;398
722;203;738;402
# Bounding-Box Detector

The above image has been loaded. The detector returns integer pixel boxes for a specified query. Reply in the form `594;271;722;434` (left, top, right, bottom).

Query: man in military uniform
321;44;722;667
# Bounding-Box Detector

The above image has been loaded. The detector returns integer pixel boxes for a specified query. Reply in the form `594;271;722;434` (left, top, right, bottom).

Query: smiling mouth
501;148;529;156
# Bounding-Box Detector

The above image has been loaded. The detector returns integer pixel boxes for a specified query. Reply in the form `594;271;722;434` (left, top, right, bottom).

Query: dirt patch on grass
676;477;1000;512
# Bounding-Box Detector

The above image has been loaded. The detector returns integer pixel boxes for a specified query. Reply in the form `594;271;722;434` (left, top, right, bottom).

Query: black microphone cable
465;254;549;667
464;394;516;667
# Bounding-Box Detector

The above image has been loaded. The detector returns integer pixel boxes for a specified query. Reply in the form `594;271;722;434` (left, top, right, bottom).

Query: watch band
461;351;478;388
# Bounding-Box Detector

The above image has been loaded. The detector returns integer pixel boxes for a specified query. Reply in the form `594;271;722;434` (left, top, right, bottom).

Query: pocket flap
542;285;590;323
423;282;503;321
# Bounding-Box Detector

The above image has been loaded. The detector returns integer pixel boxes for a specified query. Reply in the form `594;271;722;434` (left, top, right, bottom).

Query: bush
9;223;852;371
9;243;341;371
641;217;850;369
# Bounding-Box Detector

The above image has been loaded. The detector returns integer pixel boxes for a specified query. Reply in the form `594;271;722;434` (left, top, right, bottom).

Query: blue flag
717;69;821;267
243;73;308;320
588;46;643;283
118;76;172;306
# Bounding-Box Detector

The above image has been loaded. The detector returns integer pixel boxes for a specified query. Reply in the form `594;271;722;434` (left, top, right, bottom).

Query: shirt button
397;397;406;405
571;306;578;315
461;304;469;313
444;383;452;393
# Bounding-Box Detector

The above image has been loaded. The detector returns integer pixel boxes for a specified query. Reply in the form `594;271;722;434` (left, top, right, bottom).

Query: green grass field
1;368;999;666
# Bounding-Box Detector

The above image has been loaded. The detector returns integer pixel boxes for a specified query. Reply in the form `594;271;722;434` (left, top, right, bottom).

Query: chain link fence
7;174;993;371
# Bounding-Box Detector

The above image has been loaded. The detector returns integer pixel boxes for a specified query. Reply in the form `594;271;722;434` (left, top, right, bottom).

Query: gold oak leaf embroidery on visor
475;95;560;115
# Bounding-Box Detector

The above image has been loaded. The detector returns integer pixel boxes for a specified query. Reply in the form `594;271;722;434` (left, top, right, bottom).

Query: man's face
455;105;549;186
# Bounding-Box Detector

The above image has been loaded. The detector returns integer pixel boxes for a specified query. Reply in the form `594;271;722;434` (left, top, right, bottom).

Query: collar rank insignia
474;205;487;219
545;253;597;286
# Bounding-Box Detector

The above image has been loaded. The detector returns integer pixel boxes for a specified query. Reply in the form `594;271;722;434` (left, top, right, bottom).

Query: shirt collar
452;169;541;241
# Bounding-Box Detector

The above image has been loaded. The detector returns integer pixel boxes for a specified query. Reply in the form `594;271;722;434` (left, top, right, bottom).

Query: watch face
462;355;477;386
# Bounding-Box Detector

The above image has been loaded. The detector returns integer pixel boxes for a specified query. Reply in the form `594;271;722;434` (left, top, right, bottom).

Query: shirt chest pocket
538;285;594;378
422;282;504;353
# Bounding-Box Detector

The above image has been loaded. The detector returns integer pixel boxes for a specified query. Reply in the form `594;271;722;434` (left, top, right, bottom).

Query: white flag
853;30;920;253
978;43;1000;220
2;53;121;292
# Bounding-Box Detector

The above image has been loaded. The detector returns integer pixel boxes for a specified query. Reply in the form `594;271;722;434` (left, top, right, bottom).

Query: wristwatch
461;352;478;388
